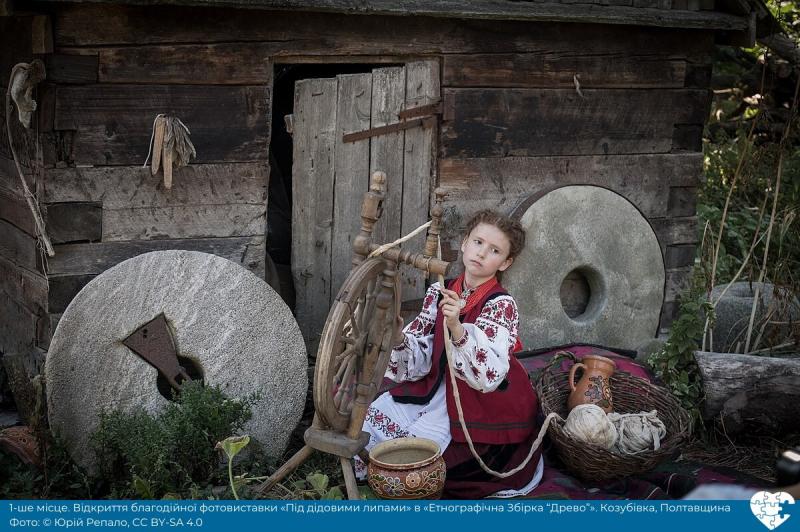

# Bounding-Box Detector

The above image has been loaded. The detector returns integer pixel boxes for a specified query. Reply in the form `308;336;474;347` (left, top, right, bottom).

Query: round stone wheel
45;250;307;470
505;186;665;351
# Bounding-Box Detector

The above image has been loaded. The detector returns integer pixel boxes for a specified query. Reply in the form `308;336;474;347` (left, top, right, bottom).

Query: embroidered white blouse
386;282;520;393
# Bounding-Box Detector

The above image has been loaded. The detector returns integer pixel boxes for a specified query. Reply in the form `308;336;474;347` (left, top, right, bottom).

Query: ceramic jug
567;355;616;413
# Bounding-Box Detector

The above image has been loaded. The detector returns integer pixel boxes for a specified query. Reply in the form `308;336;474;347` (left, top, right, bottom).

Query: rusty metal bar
398;102;442;120
342;116;435;143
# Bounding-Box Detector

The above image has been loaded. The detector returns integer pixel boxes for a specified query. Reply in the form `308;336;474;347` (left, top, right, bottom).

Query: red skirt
441;430;543;499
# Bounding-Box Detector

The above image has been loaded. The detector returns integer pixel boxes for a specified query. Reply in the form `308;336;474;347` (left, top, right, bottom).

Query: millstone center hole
560;269;592;319
156;356;205;401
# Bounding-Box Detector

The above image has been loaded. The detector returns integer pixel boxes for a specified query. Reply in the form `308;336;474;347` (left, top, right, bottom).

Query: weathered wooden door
291;61;439;353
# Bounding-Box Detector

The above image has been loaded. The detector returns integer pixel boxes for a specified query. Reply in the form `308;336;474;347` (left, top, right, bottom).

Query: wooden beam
54;85;270;165
444;53;688;89
45;0;749;31
52;4;732;48
438;153;703;224
0;186;37;236
441;88;710;158
94;43;274;84
0;219;40;273
0;255;48;314
44;54;99;84
43;163;268;206
46;235;266;277
43;202;102;243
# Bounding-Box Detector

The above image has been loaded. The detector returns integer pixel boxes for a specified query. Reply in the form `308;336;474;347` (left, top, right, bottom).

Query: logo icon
750;491;794;530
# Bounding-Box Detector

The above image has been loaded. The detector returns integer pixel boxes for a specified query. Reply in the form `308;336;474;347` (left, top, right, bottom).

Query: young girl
354;210;542;499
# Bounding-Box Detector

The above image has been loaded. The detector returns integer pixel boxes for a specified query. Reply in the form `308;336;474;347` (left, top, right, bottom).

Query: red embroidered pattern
366;407;410;439
452;328;469;348
470;363;481;378
475;297;519;347
408;315;435;337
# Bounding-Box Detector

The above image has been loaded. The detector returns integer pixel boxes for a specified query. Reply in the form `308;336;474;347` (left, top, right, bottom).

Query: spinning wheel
257;172;450;500
314;257;399;432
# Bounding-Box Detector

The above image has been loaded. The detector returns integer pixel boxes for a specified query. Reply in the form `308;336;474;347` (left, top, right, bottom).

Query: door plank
402;60;439;299
369;66;406;248
292;77;337;353
332;73;373;302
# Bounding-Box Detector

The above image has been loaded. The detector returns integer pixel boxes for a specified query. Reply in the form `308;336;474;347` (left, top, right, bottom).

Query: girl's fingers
441;303;458;318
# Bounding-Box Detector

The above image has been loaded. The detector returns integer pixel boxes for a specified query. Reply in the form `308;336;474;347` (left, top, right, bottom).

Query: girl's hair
463;209;526;260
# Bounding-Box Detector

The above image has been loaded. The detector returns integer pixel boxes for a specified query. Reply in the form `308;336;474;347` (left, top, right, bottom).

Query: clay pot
567;355;616;413
367;437;446;499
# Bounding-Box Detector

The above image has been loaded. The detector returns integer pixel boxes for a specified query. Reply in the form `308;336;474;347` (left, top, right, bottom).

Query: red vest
389;281;539;445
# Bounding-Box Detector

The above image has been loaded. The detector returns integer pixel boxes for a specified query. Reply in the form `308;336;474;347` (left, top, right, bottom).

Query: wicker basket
535;354;691;481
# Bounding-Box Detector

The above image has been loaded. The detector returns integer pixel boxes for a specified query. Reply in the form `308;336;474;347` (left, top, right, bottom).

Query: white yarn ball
563;404;618;449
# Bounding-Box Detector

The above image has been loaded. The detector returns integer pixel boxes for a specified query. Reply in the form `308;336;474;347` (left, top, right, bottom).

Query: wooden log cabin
0;0;783;408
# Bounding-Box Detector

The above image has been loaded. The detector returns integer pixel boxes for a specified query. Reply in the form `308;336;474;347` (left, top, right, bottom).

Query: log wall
0;2;714;361
1;16;50;370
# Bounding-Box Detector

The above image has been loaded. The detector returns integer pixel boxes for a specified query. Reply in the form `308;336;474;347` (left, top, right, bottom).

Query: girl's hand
392;314;405;346
439;289;465;340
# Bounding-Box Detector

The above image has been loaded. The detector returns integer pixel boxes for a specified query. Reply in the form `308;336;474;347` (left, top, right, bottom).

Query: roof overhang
39;0;753;31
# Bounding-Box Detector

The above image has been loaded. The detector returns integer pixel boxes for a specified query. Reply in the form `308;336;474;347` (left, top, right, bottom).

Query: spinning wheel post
257;172;450;499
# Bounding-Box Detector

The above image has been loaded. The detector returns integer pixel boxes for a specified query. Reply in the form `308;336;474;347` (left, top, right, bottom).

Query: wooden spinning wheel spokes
256;173;450;500
314;257;399;432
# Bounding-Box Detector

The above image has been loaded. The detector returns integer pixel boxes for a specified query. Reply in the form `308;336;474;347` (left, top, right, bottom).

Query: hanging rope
5;61;54;257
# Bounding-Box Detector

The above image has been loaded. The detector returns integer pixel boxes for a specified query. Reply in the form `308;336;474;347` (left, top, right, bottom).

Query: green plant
216;435;251;500
91;382;258;498
648;268;712;426
290;472;344;500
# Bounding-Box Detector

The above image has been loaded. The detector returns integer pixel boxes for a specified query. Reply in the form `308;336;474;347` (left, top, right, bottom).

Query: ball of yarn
563;404;618;449
608;410;667;454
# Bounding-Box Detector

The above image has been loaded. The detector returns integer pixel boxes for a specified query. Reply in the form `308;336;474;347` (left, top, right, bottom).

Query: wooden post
351;171;386;264
255;445;315;495
425;187;447;259
340;457;360;500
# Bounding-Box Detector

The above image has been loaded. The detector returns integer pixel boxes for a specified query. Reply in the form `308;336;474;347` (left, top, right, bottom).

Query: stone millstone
708;282;800;353
504;186;665;351
45;250;307;470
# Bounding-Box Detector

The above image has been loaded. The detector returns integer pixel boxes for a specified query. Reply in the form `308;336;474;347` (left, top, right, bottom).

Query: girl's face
460;223;513;284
